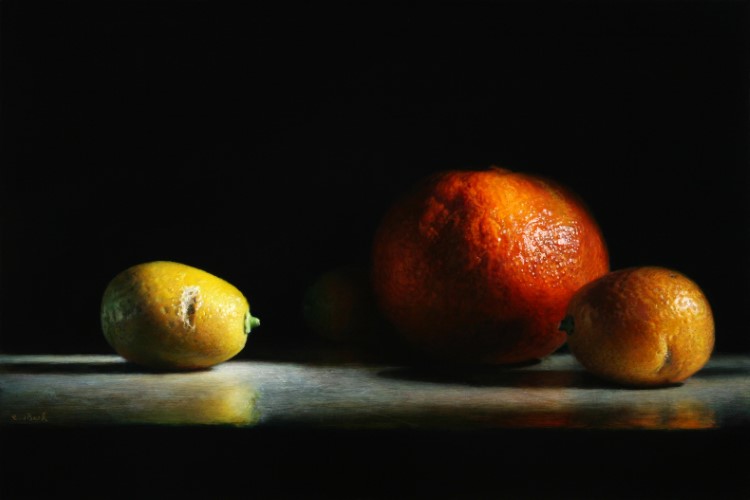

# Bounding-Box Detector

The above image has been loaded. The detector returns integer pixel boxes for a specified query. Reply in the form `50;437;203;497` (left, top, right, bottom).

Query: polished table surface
2;348;749;498
1;351;749;430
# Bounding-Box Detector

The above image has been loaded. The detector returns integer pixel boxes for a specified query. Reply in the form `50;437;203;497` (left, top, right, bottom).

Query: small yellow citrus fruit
101;261;260;370
560;266;714;387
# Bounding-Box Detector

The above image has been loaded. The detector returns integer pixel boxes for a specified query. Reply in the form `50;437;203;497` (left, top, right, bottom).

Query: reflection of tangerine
371;167;609;365
561;266;715;387
619;402;715;430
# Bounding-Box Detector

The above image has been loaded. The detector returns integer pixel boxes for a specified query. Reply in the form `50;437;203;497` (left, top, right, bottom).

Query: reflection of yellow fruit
101;261;260;370
121;371;262;426
561;266;714;387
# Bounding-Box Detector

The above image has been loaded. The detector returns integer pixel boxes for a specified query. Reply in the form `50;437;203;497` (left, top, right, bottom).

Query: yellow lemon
101;261;260;370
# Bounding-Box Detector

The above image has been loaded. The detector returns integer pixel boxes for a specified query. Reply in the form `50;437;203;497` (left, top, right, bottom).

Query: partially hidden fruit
302;264;383;343
561;266;714;387
371;166;609;365
101;261;260;370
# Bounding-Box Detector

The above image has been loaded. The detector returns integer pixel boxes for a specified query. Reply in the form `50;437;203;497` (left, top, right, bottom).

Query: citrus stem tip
244;311;261;334
559;315;574;335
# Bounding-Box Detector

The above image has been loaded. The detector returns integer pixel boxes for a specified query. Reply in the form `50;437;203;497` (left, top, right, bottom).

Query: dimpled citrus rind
372;167;609;365
101;261;255;370
564;266;715;387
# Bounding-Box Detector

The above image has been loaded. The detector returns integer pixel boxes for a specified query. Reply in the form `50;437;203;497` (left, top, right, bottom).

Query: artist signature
9;412;48;423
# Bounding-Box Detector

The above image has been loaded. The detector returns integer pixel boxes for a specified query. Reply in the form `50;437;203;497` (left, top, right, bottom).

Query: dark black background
1;3;749;498
1;1;748;355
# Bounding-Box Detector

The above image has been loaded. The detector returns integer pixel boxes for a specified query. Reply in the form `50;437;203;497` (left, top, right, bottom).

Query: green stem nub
559;315;575;335
244;311;261;335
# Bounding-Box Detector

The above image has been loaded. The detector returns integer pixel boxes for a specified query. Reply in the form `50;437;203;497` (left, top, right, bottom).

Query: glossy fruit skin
562;266;715;387
371;167;609;365
101;261;258;370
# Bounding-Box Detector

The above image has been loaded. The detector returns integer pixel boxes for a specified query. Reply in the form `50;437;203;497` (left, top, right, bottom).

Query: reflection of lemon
125;373;262;426
101;261;260;370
